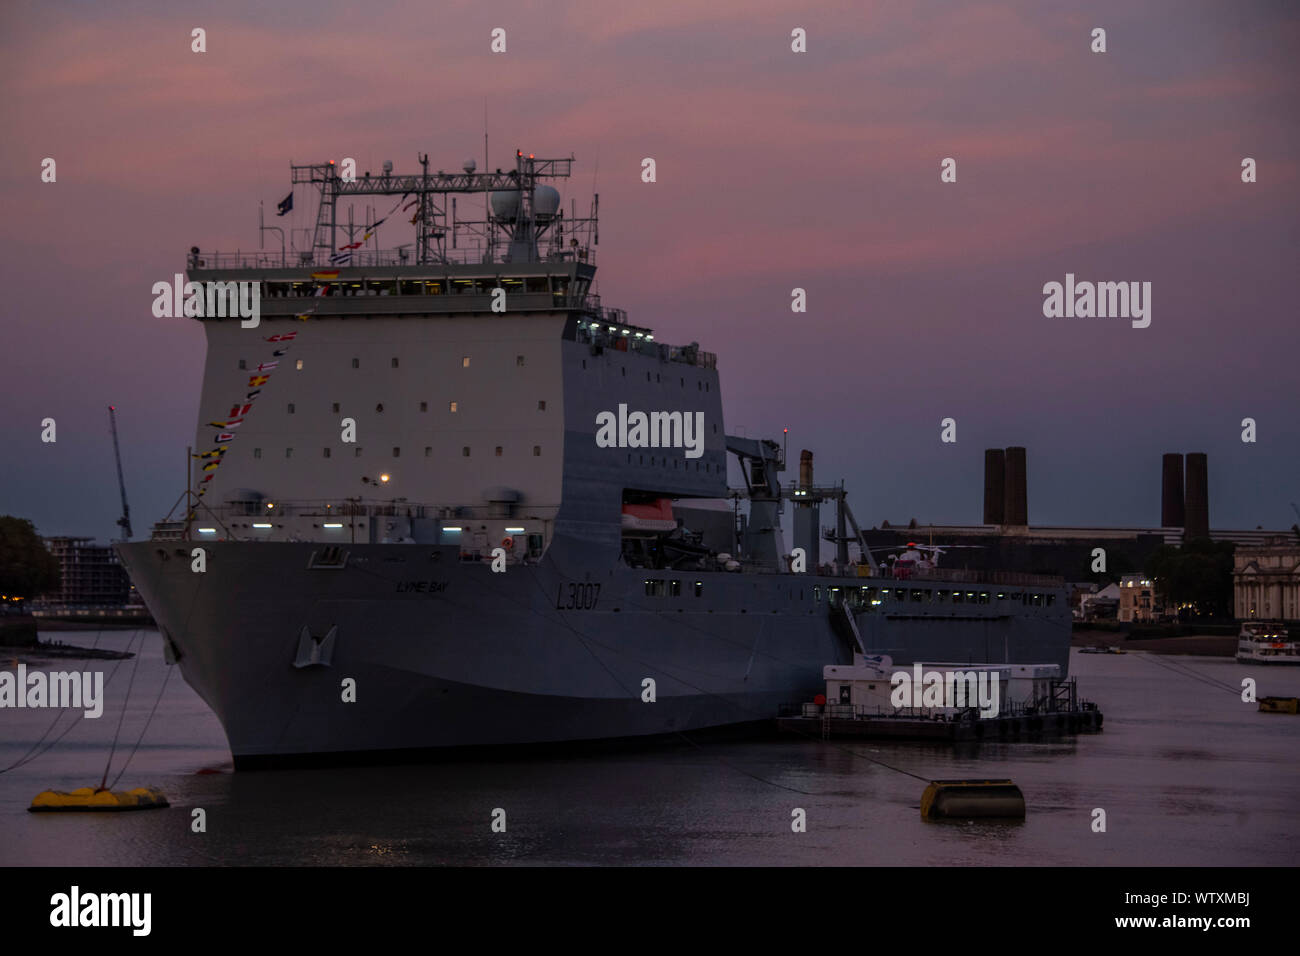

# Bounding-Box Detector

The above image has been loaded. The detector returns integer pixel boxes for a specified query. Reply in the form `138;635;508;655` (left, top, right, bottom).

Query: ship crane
108;405;132;541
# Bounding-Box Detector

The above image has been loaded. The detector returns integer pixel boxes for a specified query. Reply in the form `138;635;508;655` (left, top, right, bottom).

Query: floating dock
777;704;1103;742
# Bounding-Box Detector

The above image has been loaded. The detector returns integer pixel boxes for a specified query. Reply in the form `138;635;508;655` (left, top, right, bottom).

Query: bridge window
670;580;681;597
645;579;665;597
1046;594;1056;606
910;589;924;603
695;581;703;597
979;592;990;605
953;591;964;604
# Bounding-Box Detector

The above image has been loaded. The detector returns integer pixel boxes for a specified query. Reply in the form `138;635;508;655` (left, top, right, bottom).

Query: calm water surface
2;630;1296;866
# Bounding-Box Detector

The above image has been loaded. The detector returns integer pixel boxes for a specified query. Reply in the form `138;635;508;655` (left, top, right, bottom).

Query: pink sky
2;0;1297;538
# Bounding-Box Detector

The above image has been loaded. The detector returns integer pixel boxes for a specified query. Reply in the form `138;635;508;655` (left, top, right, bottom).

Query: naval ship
117;149;1070;768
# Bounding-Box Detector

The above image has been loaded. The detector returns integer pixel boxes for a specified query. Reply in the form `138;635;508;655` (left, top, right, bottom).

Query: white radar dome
490;190;520;220
462;158;477;174
533;185;561;219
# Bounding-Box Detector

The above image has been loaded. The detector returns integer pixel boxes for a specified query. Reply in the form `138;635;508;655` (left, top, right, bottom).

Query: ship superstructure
118;148;1070;767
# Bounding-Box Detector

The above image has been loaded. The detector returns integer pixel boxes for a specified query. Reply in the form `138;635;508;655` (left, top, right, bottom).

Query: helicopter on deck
867;542;984;579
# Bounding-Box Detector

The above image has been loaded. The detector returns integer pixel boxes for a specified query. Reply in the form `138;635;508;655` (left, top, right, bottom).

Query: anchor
293;625;337;668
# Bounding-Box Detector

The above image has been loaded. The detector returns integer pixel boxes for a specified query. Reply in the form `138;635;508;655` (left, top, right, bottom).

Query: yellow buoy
28;786;169;813
921;779;1025;820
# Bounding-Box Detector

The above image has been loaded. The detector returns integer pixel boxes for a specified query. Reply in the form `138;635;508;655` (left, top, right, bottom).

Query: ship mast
288;150;594;267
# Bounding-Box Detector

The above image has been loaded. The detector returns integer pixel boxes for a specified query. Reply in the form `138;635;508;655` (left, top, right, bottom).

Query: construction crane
108;405;132;541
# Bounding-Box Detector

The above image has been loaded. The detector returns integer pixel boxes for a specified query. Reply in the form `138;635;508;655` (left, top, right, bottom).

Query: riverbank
1071;627;1235;657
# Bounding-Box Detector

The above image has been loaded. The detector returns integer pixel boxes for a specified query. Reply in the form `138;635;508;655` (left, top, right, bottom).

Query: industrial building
39;536;133;607
863;449;1288;584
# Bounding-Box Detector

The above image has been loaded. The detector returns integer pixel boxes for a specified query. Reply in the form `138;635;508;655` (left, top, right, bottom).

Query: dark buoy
921;779;1025;820
29;786;169;812
1259;697;1299;714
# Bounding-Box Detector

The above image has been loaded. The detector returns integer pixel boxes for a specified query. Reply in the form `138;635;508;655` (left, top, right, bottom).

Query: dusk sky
3;0;1297;541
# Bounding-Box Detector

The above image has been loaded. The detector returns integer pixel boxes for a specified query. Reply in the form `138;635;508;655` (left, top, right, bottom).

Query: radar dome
462;158;477;174
490;190;520;220
533;185;561;219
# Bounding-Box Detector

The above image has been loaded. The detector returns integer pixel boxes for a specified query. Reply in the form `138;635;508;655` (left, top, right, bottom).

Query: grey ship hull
118;541;1070;768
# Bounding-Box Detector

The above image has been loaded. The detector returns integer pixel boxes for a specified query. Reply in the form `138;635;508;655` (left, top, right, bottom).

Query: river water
2;630;1296;866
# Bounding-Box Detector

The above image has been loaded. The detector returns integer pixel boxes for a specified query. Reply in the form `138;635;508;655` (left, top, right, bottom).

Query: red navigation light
109;405;115;410
783;428;788;433
529;153;534;159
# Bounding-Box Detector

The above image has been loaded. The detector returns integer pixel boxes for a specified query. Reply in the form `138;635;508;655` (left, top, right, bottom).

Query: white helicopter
866;542;984;578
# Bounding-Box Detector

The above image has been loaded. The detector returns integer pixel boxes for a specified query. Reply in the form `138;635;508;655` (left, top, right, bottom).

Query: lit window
296;359;303;370
449;401;458;413
462;357;470;368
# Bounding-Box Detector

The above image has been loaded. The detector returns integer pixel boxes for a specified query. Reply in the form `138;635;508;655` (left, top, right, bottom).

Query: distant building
40;537;132;607
1118;573;1158;623
1234;536;1300;622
